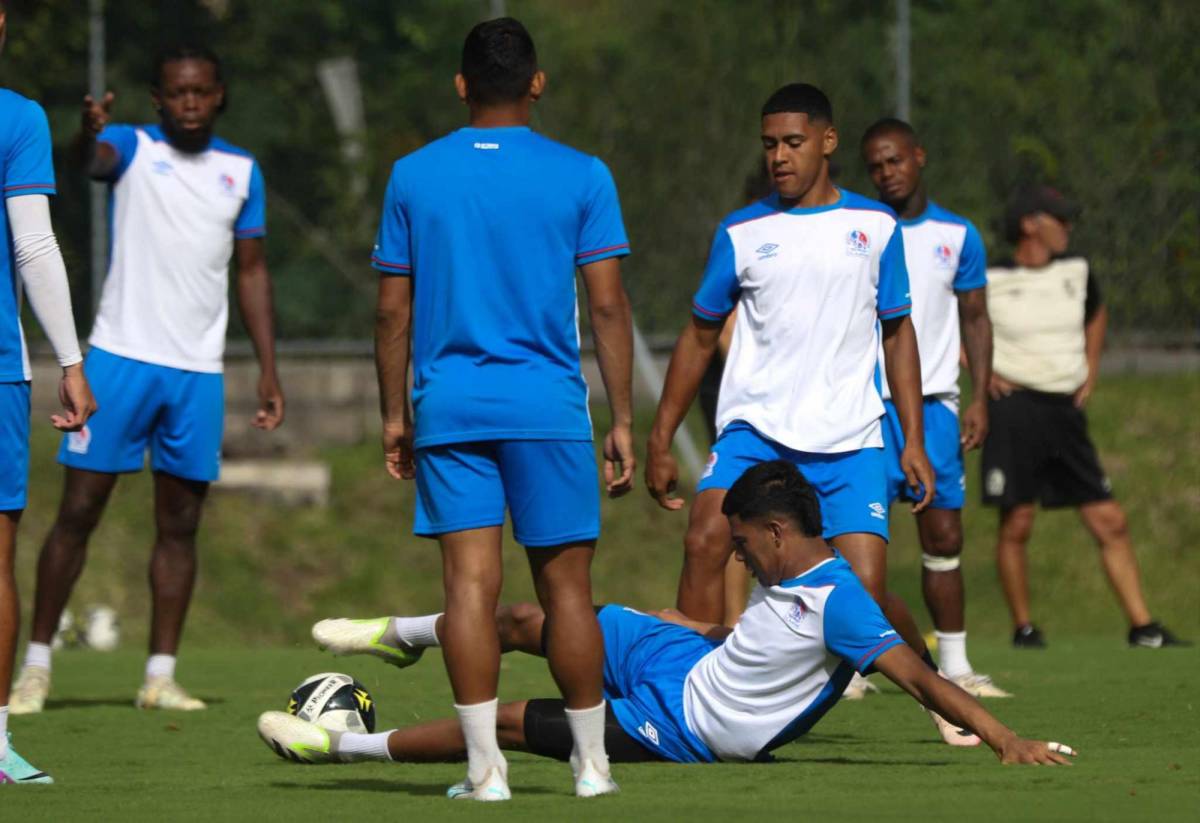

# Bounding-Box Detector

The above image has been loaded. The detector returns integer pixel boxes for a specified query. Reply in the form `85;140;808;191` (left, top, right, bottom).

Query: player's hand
52;363;96;432
645;442;684;511
603;423;636;498
901;443;935;513
382;418;415;480
997;737;1077;766
960;398;988;451
253;371;285;431
1073;377;1095;409
988;373;1017;400
82;91;114;137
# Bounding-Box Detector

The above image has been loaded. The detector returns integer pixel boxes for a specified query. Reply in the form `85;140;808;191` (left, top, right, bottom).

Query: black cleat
1012;624;1046;649
1128;621;1191;648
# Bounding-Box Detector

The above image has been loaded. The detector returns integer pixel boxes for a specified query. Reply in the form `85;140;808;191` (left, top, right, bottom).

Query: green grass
4;640;1198;821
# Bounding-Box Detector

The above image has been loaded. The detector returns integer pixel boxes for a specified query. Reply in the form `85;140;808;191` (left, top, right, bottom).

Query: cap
1004;185;1081;242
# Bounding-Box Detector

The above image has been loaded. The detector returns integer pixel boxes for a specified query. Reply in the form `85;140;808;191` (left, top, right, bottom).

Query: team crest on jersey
152;160;174;176
756;242;780;260
785;597;810;627
701;451;719;480
846;229;870;256
218;173;237;196
986;468;1005;497
933;243;955;268
67;425;92;455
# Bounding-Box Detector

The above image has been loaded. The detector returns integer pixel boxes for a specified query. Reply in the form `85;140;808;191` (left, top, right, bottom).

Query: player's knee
500;601;544;634
922;522;963;564
55;494;108;540
683;521;729;571
999;507;1035;543
1090;504;1129;544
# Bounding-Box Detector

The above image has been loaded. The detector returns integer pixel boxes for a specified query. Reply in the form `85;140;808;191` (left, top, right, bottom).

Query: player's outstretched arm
235;237;284;431
881;315;934;512
76;91;119;179
580;256;636;497
957;288;992;450
873;645;1077;765
375;276;414;480
645;316;723;510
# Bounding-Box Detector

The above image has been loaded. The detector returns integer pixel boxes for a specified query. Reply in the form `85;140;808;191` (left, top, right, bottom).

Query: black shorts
523;698;665;763
981;389;1112;509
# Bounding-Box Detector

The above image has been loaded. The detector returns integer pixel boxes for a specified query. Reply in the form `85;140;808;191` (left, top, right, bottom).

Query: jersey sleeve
953;221;987;292
234;161;267;239
4;99;57;199
96;123;140;181
877;223;912;319
691;226;739;321
371;166;412;276
576;158;631;266
1084;262;1103;321
823;581;904;674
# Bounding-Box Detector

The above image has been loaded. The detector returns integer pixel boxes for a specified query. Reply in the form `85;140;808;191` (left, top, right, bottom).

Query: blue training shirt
0;89;58;383
372;126;630;448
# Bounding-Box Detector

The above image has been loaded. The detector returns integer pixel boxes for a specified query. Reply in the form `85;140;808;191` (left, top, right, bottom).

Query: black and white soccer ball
286;672;376;733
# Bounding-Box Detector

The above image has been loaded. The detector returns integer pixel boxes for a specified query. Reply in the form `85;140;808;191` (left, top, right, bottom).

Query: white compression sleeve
6;194;82;368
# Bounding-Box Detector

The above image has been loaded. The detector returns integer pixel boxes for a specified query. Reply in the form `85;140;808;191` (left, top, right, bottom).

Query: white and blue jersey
371;125;630;450
599;554;903;763
88;124;266;373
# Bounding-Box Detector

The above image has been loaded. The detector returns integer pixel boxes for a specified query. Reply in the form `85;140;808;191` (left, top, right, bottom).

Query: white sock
24;641;52;672
565;702;610;776
935;631;972;678
336;731;394;762
146;654;177;681
0;706;8;758
391;614;441;648
455;699;507;785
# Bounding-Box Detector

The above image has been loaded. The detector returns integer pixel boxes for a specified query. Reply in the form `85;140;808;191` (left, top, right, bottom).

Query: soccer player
9;44;284;715
984;186;1186;649
859;118;1008;697
363;18;634;800
644;83;944;708
259;462;1077;771
1;1;97;783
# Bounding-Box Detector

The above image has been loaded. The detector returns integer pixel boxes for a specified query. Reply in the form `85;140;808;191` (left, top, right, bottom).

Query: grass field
4;640;1198;821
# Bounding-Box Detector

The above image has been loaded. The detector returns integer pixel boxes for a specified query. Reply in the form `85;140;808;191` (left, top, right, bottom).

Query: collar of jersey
767;188;847;216
897;200;941;227
776;552;843;588
457;125;532;135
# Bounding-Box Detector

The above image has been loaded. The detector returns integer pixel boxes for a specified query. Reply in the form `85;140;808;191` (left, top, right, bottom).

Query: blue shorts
0;382;32;510
598;604;720;763
696;422;889;540
882;398;964;510
58;348;224;482
413;439;600;547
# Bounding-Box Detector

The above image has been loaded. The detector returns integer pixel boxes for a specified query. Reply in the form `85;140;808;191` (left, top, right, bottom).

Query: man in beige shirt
983;186;1186;649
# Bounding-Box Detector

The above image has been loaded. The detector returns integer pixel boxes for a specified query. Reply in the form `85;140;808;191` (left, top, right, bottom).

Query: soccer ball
286;673;376;733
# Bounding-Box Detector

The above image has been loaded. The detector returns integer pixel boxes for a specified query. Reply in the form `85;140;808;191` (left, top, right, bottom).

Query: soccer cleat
136;676;206;711
842;672;880;700
258;711;341;764
927;709;982;747
951;671;1013;699
312;618;424;669
447;767;511;802
9;666;50;715
1128;621;1191;648
1012;624;1046;649
0;734;54;784
574;759;619;797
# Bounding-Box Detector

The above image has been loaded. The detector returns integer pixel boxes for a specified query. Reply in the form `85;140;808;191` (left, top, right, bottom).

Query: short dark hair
721;461;823;538
461;17;537;106
152;43;224;89
861;117;918;148
761;83;833;124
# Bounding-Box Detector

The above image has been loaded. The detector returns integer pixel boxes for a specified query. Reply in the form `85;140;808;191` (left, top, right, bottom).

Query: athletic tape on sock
922;552;961;572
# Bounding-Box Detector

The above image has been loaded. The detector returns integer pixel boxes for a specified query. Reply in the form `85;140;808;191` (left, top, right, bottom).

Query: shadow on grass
270;778;555;796
44;697;227;710
787;756;956;767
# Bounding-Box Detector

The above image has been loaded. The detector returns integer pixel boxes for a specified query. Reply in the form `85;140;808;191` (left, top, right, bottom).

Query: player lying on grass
259;461;1075;773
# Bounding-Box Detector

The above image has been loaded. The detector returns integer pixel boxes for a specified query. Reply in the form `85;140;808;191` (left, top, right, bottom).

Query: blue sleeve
3;99;56;198
576;158;630;265
691;226;739;321
371;167;412;276
234;161;267;239
96;124;139;181
877;223;912;319
953;221;987;292
823;581;904;674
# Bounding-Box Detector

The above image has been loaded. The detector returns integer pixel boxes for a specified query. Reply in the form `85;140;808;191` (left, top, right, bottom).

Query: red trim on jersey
855;636;903;671
878;303;912;317
576;242;630;259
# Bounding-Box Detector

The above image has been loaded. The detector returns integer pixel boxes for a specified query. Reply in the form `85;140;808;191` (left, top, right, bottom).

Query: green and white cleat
136;676;206;711
447;767;511;802
951;671;1013;699
842;672;880;700
258;711;341;764
312;618;424;669
9;666;50;715
0;735;54;784
575;759;619;797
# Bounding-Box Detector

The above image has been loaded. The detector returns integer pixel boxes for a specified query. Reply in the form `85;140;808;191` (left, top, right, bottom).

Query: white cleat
842;672;880;700
927;708;982;747
257;711;342;764
951;671;1013;698
312;618;424;669
9;666;50;715
575;759;619;797
136;676;206;711
447;767;511;801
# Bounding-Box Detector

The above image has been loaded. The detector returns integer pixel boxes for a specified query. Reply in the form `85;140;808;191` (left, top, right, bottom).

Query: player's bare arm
77;90;119;179
580;256;636;497
234;237;284;431
1075;303;1107;408
881;314;935;510
957;287;992;449
374;276;414;480
646;316;723;510
648;607;733;642
873;644;1076;765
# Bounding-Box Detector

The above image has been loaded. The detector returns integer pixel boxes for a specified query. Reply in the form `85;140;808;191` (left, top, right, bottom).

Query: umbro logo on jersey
868;501;886;520
933;243;955;268
879;629;898;638
152;160;174;176
846;229;870;256
756;242;780;259
637;721;660;746
473;142;500;150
